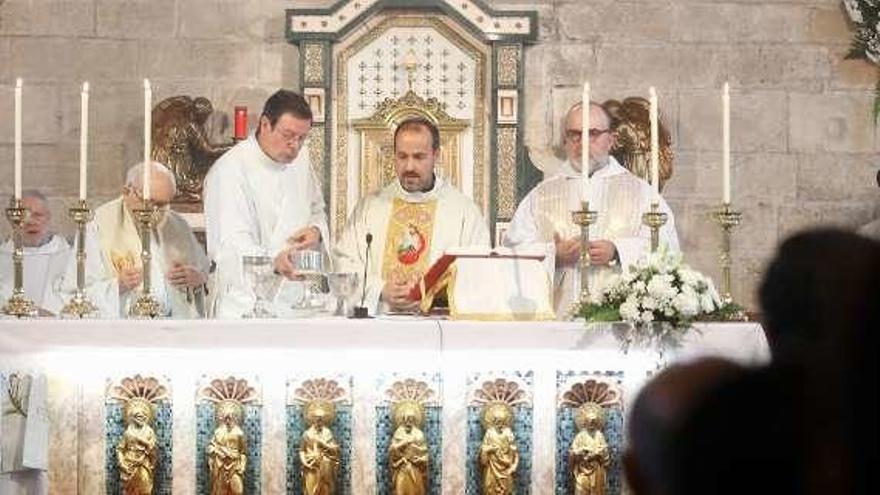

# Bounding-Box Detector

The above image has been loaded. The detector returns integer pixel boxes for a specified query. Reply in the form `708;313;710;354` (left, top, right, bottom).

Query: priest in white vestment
0;190;70;314
65;162;209;318
333;117;490;314
505;102;679;316
204;90;329;318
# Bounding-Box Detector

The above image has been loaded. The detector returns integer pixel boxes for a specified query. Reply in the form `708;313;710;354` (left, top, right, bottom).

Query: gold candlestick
713;203;742;303
571;202;598;311
129;203;164;318
60;200;98;318
641;202;668;252
3;200;38;317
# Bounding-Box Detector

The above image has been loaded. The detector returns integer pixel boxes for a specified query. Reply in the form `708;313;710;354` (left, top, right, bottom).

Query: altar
0;319;768;495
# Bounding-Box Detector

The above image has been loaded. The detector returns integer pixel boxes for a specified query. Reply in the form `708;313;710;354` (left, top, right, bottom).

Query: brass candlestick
60;200;98;318
129;203;164;318
641;202;668;252
713;203;742;303
571;201;598;310
2;200;38;318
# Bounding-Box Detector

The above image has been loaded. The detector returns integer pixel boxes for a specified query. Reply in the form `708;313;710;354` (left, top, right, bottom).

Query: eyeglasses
565;128;611;143
129;188;171;210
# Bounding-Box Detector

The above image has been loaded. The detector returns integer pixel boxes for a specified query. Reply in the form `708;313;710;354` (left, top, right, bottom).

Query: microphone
351;233;373;318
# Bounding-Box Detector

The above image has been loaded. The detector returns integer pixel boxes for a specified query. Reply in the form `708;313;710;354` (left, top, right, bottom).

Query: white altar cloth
0;318;769;494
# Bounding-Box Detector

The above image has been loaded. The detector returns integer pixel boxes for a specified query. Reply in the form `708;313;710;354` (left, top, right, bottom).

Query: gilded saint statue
116;398;158;495
389;400;430;495
479;402;519;495
110;375;169;495
568;403;611;495
208;400;248;495
300;400;341;495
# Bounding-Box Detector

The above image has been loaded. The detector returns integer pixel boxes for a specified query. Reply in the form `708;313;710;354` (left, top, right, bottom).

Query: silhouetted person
624;358;746;495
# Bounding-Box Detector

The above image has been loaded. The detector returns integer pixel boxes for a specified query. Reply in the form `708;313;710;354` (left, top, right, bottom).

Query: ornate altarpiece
286;0;540;241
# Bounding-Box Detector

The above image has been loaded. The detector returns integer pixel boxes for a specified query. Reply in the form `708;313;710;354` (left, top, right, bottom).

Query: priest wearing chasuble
204;90;329;318
504;102;679;315
333;117;490;315
64;162;210;318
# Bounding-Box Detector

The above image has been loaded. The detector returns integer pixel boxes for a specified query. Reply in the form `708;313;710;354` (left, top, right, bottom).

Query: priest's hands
554;233;581;266
274;248;298;280
588;240;618;265
287;226;322;251
553;234;618;266
382;280;419;312
118;267;142;293
167;263;207;289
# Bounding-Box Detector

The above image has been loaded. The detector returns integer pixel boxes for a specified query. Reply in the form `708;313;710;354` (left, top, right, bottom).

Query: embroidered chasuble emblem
383;198;437;284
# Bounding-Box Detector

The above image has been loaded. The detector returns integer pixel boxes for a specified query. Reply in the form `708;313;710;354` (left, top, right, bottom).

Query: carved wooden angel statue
603;97;674;191
569;403;611;495
479;402;519;495
208;400;248;495
151;95;232;202
300;400;341;495
389;399;430;495
110;375;168;495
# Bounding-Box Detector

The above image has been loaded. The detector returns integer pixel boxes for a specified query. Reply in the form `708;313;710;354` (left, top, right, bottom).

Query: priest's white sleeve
461;203;491;247
306;165;330;250
502;190;540;247
204;165;262;266
331;202;383;314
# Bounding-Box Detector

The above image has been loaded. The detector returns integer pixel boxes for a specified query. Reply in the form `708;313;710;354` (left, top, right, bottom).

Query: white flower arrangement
579;248;730;351
842;1;880;121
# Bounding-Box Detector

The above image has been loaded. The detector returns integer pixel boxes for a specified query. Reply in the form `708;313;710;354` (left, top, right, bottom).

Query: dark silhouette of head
624;358;746;495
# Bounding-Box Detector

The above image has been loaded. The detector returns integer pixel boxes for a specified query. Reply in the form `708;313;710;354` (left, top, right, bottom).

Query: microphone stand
351;233;372;318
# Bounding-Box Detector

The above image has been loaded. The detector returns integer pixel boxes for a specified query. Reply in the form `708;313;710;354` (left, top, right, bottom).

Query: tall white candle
14;78;22;200
581;82;590;203
649;86;660;203
143;79;152;200
722;82;731;204
79;82;89;201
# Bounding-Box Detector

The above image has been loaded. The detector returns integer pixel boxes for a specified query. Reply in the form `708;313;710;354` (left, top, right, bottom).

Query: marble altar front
0;319;768;494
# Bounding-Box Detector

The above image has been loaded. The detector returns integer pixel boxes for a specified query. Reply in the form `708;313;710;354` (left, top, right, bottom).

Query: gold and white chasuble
62;197;210;318
333;176;490;314
504;158;679;316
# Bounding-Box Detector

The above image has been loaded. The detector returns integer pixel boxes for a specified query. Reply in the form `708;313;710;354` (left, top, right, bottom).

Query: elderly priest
204;89;329;318
0;190;71;314
64;162;209;318
333;117;490;314
504;102;679;316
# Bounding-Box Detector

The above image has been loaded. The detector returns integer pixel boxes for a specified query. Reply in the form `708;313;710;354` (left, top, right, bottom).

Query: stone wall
1;0;878;308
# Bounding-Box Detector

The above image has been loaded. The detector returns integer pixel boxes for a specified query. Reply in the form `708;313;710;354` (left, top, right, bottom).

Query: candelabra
60;200;99;318
571;202;598;312
129;204;164;318
713;203;742;303
2;200;38;317
641;202;668;252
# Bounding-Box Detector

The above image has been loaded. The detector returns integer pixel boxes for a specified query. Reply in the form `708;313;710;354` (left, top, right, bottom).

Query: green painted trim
286;0;538;44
